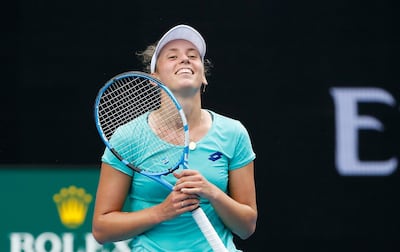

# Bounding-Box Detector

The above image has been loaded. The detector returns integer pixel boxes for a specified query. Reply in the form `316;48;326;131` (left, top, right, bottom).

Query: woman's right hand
157;189;200;220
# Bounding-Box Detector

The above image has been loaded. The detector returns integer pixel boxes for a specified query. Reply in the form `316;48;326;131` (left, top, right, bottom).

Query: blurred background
1;0;399;251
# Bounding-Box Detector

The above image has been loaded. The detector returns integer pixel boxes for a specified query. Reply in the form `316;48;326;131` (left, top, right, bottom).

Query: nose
180;55;190;64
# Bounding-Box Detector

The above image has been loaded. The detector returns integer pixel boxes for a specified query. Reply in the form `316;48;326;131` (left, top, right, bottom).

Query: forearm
92;204;164;244
209;187;257;240
173;167;258;239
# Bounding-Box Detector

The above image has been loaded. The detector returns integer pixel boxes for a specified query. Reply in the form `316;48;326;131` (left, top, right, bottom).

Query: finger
176;169;199;178
180;199;199;209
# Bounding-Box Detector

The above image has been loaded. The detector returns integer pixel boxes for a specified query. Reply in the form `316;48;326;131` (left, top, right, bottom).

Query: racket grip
191;207;228;252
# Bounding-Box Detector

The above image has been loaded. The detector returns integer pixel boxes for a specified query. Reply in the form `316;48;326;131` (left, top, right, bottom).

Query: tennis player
92;24;257;252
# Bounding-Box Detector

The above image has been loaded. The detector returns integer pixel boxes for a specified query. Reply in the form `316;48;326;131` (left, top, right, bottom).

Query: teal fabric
102;110;255;251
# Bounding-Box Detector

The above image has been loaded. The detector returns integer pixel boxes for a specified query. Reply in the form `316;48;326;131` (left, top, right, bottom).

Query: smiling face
154;39;207;97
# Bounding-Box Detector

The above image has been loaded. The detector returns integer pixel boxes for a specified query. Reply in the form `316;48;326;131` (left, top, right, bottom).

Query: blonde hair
136;42;213;75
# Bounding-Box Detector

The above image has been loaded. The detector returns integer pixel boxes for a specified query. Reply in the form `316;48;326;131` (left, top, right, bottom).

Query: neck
177;95;202;125
186;108;204;130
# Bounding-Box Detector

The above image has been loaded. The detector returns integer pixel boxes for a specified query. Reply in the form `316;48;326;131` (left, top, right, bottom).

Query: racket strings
98;75;185;173
149;105;185;146
99;77;158;137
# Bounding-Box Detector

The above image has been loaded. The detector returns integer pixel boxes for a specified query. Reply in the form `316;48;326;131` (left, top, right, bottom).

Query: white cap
150;24;206;73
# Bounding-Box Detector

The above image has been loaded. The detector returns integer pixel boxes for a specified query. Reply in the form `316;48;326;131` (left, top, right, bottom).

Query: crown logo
53;185;93;229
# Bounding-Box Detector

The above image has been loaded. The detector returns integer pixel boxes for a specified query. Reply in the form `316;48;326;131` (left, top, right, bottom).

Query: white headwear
150;24;206;73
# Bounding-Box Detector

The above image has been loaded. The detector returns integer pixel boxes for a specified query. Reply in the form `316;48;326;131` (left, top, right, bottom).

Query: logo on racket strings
161;157;170;165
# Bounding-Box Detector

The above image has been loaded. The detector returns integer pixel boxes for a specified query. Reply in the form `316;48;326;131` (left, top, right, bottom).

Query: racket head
94;71;189;175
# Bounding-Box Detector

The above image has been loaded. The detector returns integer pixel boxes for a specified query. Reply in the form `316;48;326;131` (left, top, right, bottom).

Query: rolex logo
53;185;93;229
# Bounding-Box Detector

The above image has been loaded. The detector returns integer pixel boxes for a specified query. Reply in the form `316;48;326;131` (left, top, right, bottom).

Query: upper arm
93;163;132;216
228;161;257;211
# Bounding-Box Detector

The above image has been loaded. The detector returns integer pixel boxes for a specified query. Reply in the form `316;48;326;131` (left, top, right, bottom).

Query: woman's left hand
173;170;217;200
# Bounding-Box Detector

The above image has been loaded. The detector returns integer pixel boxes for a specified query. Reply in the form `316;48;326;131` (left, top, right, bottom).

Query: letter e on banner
330;87;398;176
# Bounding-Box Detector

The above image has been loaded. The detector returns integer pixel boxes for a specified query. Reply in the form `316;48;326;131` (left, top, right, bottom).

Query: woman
92;24;257;251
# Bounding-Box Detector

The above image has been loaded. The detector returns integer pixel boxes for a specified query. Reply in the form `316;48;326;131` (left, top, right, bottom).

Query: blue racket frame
94;71;190;190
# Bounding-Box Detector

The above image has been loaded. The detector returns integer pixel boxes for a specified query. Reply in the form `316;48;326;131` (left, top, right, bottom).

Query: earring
202;84;207;93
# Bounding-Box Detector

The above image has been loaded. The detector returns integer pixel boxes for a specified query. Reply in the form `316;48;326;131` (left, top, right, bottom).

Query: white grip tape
191;208;228;252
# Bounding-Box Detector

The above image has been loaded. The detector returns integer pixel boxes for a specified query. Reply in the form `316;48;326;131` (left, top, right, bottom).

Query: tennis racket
94;71;227;252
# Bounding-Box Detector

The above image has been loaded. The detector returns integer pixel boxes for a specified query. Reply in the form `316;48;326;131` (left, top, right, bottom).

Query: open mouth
176;68;193;75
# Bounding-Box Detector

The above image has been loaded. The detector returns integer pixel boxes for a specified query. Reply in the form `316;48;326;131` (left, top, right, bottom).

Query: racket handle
191;207;228;252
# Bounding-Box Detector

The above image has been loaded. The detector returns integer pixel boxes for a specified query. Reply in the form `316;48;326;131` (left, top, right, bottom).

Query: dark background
1;0;399;251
